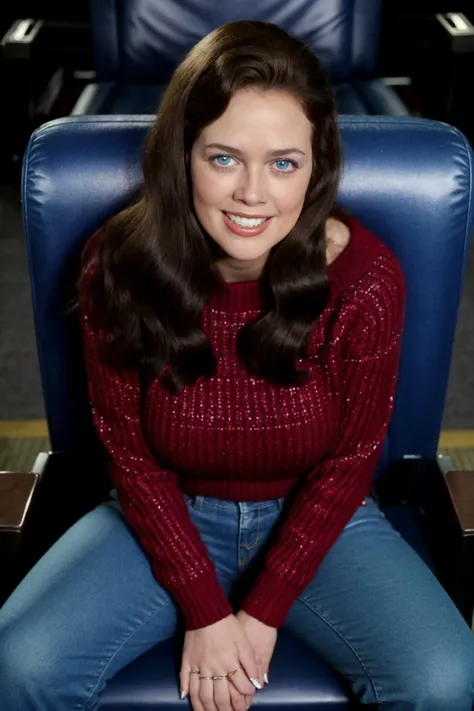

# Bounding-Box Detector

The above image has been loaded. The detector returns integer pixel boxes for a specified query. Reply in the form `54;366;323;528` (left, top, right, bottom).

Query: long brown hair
80;20;343;393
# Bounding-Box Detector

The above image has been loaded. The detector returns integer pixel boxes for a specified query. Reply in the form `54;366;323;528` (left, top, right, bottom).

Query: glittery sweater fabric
80;217;405;630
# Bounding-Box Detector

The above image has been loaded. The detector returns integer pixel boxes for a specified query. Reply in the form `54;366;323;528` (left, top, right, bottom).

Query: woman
1;19;474;711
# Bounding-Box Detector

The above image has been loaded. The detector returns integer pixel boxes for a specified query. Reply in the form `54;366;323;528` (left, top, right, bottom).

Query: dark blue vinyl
72;82;410;117
22;116;473;460
21;115;473;708
79;0;406;117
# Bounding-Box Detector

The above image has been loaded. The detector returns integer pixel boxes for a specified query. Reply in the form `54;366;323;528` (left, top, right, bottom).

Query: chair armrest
429;468;474;626
0;470;40;605
0;471;39;556
444;470;474;533
0;450;111;606
375;458;474;626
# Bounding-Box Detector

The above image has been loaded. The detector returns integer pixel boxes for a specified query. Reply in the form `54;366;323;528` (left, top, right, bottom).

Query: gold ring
227;667;241;679
199;675;228;681
190;669;200;675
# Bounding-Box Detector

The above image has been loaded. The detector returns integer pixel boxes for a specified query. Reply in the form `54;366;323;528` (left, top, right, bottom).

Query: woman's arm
240;255;406;628
79;255;232;631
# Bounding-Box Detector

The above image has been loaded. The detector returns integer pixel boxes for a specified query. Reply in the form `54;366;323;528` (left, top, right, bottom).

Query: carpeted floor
0;437;50;471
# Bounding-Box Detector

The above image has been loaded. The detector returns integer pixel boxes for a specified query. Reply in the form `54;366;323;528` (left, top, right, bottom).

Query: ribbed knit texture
80;218;405;630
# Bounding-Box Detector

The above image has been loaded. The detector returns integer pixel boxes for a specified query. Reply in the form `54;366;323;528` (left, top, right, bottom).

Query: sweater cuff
169;569;233;630
239;571;301;628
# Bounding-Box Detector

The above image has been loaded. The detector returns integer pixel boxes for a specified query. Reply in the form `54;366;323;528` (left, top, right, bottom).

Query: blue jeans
1;493;474;710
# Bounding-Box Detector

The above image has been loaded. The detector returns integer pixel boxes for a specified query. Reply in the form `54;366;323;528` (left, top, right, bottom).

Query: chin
221;242;270;262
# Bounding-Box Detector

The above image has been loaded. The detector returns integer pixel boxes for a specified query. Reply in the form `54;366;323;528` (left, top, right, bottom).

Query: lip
223;211;273;238
225;211;272;219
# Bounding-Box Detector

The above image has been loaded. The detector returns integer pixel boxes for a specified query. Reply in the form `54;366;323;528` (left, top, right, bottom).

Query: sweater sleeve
79;258;232;631
240;255;406;628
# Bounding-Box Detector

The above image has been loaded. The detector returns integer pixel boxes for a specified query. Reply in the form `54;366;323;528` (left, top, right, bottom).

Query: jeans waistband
183;494;287;512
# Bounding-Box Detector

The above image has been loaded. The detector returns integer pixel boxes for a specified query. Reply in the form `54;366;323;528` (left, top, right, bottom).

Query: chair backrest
21;116;474;474
89;0;383;84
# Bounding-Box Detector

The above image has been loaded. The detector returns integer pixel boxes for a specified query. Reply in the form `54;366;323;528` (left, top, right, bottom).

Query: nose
233;165;267;206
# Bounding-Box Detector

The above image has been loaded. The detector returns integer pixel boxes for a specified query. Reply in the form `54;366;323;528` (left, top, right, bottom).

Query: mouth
223;211;273;237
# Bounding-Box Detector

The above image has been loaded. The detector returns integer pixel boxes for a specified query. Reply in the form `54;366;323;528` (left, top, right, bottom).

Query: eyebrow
204;143;306;158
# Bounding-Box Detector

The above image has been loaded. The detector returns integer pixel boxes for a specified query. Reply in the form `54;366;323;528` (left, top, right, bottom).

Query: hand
180;614;262;711
235;610;277;688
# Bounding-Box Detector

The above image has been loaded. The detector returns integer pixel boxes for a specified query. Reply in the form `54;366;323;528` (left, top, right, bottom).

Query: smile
226;213;268;227
223;212;273;238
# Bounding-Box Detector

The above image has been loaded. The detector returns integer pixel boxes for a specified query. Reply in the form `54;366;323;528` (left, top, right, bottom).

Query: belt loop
194;496;204;510
277;497;286;511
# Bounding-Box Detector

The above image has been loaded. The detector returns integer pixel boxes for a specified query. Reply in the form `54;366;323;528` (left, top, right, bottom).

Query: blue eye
212;155;235;167
274;159;296;172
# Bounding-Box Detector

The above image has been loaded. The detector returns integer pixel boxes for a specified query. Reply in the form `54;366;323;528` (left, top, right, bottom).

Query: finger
190;670;204;711
179;662;192;699
228;667;255;697
213;678;233;711
237;644;262;692
199;676;218;711
258;660;269;686
256;659;266;688
229;682;249;711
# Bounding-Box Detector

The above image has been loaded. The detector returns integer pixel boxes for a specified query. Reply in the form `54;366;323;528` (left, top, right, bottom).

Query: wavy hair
80;20;344;393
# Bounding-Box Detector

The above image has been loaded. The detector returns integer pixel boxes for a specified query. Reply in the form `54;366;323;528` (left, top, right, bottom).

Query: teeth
227;213;267;228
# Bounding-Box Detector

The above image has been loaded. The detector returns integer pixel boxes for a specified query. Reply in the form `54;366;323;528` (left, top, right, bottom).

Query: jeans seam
75;598;172;711
296;596;381;706
240;509;261;551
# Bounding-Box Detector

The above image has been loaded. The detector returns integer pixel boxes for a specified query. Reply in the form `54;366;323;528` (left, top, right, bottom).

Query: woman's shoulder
327;216;405;301
325;217;351;266
321;217;406;353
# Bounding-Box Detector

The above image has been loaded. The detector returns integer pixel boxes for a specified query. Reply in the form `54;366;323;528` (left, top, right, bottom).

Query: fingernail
250;678;262;690
263;672;269;684
180;690;187;699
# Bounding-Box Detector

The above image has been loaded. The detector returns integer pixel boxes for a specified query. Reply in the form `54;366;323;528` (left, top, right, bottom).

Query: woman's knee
380;643;474;710
0;619;75;711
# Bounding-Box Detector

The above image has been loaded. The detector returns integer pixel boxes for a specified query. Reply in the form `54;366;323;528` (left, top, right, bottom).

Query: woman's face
190;88;313;282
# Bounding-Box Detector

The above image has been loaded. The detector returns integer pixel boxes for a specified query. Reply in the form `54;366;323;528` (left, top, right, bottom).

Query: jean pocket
183;493;206;510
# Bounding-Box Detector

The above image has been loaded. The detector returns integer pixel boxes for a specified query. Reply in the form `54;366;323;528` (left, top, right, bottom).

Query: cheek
192;165;228;209
274;174;310;214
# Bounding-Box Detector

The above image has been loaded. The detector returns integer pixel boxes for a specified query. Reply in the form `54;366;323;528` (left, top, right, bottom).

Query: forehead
199;88;312;146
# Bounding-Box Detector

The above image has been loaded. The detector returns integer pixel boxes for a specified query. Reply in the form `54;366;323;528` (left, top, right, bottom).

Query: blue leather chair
71;0;410;117
15;114;473;709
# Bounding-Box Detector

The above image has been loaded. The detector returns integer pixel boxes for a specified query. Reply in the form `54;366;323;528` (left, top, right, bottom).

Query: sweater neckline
209;217;377;312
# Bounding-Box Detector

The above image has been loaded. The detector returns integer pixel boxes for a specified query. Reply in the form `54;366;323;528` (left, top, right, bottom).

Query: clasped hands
180;610;277;711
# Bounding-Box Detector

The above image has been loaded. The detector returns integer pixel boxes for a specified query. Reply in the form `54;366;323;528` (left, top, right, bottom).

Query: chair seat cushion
99;504;430;709
71;80;410;117
99;629;352;710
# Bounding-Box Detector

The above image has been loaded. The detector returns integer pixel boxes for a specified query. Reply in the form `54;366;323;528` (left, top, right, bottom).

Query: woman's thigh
284;498;474;710
0;496;229;711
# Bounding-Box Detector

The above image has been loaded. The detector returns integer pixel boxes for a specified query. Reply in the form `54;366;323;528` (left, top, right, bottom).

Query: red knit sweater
80;217;405;630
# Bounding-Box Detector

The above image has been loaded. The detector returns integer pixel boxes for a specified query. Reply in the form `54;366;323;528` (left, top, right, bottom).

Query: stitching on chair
295;596;382;706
